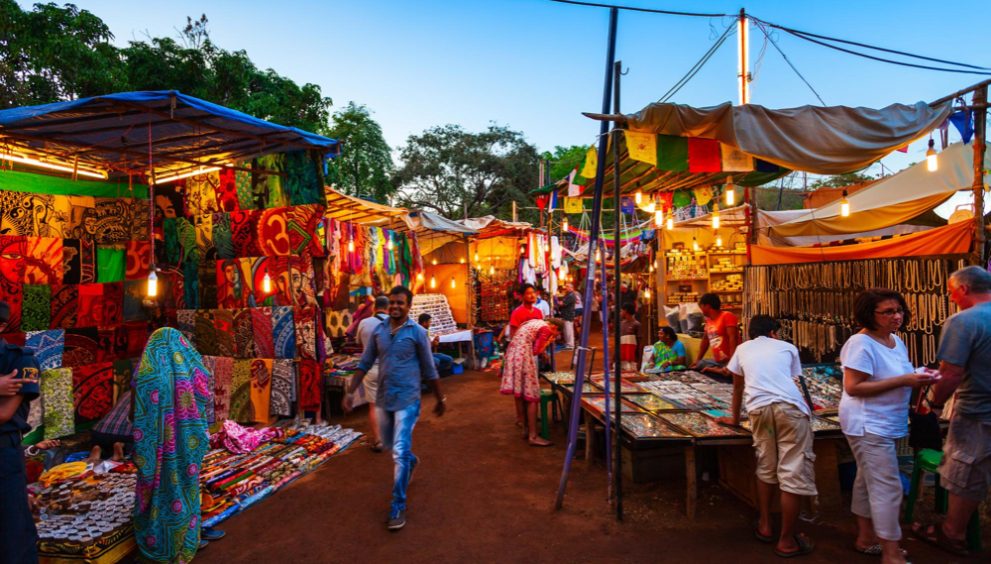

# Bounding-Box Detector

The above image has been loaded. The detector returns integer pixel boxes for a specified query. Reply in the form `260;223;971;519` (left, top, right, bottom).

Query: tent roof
323;185;409;228
0;90;339;179
407;211;478;256
460;216;534;239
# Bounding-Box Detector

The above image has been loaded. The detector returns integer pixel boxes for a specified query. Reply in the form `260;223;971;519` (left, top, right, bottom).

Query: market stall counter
542;365;846;519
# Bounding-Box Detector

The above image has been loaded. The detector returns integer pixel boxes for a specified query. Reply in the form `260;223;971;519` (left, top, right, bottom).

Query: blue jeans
0;445;39;564
377;401;421;515
433;353;454;374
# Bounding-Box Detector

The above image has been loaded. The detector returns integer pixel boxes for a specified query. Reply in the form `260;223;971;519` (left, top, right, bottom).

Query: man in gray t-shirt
928;266;991;554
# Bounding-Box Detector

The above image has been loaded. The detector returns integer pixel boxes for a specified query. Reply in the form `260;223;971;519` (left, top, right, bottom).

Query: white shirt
356;313;388;365
727;336;809;416
839;333;913;439
535;298;551;318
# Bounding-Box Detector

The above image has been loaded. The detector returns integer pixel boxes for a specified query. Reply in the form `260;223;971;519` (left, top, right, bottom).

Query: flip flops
754;519;775;544
774;534;814;558
911;522;969;557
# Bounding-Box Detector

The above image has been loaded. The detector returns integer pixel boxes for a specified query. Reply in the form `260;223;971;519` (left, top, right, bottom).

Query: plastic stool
904;448;982;552
539;389;557;440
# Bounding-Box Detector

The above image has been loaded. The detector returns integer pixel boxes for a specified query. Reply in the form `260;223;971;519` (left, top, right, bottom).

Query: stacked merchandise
795;364;843;413
478;278;513;324
409;293;458;336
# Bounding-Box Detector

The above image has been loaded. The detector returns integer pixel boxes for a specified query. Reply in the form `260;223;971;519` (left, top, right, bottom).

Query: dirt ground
197;336;984;564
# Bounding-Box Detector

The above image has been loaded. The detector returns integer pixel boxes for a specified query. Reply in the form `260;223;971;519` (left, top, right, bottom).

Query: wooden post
972;86;987;266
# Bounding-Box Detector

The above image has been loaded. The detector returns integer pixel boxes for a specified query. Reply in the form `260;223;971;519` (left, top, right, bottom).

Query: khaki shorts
363;365;380;404
748;402;817;496
939;413;991;501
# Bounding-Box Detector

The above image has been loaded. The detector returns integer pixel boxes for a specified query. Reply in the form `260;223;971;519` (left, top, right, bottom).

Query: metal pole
599;245;613;501
555;6;617;511
973;86;988;266
611;59;624;521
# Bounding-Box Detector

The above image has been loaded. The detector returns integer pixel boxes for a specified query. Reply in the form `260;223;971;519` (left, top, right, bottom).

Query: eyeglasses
875;308;905;316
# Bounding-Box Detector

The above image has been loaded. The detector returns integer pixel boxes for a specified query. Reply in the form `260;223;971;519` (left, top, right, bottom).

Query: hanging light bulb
450;277;457;289
926;138;938;172
839;190;851;218
654;208;664;228
262;272;273;293
692;237;700;252
431;258;438;266
520;244;526;255
387;238;394;251
649;263;655;273
634;190;643;206
562;217;569;232
459;257;465;264
666;216;674;230
725;179;736;207
712;203;720;230
488;265;495;275
146;270;158;298
473;251;479;263
430;275;437;289
643;287;651;300
416;272;424;282
347;239;355;253
716;234;723;247
643;201;656;214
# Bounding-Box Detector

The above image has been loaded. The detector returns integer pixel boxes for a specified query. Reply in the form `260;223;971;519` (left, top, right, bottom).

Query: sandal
754;519;775;544
370;441;384;453
528;437;553;447
775;534;814;558
911;522;969;557
854;543;882;556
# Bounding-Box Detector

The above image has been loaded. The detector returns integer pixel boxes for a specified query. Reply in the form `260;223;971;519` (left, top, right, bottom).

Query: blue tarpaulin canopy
0;90;338;178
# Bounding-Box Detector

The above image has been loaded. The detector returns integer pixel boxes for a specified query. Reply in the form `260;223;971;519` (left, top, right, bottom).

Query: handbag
908;384;942;451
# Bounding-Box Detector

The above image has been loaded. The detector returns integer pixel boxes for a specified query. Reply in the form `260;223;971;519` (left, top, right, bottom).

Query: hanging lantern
643;201;657;214
712;204;720;230
692;237;700;252
450;277;456;289
520;244;526;255
431;258;438;266
146;270;158;298
347;239;355;253
643;287;651;300
262;272;273;293
666;216;674;230
725;179;736;206
416;272;424;282
430;275;437;289
634;190;643;206
387;238;394;251
459;257;466;264
839;190;851;217
488;265;495;275
716;234;723;247
926;138;938;172
649;263;655;273
562;217;569;232
473;251;479;263
654;208;664;228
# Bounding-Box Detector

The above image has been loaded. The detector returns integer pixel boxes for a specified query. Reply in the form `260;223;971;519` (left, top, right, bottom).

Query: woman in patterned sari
132;327;211;563
650;326;688;373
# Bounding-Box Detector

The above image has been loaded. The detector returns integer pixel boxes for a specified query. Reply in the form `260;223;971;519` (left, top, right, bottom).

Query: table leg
584;410;595;465
685;445;697;520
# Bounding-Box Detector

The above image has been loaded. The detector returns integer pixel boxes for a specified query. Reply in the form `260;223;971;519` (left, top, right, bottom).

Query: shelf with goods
663;246;708;306
706;241;747;310
660;228;748;311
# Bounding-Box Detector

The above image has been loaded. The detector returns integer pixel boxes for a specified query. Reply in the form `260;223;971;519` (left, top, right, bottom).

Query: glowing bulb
473;252;479;263
387;238;394;251
716;235;723;247
712;204;720;230
649;263;655;273
635;190;643;206
644;288;651;300
262;272;273;293
459;257;465;264
666;216;674;230
520;245;526;255
430;275;437;289
839;190;851;218
558;266;567;279
692;238;700;252
416;272;424;281
488;265;495;275
725;184;735;206
431;258;438;266
450;277;456;289
926;138;938;172
562;217;569;232
643;201;656;214
146;270;158;297
347;239;355;253
654;208;664;228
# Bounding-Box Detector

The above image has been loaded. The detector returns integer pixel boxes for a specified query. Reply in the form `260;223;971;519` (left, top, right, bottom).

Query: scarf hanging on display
198;356;216;425
212;212;235;260
216;259;248;309
293;306;317;360
297;358;321;412
49;284;77;330
212;309;235;358
24;237;63;285
250;307;275;358
249;358;272;423
183;172;221;218
194;214;214;259
286;204;325;258
101;282;123;329
210;356;233;422
272;306;297;359
96;246;125;283
0;254;24;331
72;361;113;421
176;309;196;341
25;329;64;371
41;368;74;439
216;168;240;212
21;285;51;331
284;150;322;206
62;328;98;367
234;166;255;211
257;207;290;257
256;154;288;209
230;210;261;258
269;359;295;418
230;359;253;423
125;240;151;280
232;308;255;358
76;283;104;327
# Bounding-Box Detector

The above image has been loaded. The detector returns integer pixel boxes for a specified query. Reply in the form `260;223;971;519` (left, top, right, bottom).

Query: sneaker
387;510;406;531
409;455;420;485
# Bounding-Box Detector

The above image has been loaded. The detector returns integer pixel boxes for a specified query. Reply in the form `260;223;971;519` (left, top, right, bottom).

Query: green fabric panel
656;135;689;172
21;285;51;331
96;247;125;282
0;169;148;198
284;151;322;205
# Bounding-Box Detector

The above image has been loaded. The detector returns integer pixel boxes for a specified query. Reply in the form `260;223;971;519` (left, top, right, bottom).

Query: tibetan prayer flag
563;197;583;214
567;168;582;197
720;143;754;172
693;186;714;206
656;135;689;172
625;131;658;166
687;138;722;172
580;146;598;178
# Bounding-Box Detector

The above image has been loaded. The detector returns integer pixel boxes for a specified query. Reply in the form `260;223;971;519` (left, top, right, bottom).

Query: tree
542;144;589;182
809;171;877;189
325;102;395;202
393;124;540;220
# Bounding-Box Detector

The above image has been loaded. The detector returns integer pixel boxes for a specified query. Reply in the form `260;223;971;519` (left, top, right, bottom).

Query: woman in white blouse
839;289;936;564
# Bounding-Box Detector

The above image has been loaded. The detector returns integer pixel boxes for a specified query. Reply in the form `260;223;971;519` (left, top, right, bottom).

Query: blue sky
39;0;991;177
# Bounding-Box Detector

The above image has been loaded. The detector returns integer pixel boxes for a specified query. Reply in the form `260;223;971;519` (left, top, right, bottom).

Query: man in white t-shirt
719;314;816;558
356;295;390;452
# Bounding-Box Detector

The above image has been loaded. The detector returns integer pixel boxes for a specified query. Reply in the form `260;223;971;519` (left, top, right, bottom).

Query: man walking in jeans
344;286;446;530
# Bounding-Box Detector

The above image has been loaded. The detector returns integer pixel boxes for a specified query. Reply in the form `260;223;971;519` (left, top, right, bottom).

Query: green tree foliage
325;102;395;202
0;6;331;133
394;124;539;220
541;144;588;182
808;171;877;189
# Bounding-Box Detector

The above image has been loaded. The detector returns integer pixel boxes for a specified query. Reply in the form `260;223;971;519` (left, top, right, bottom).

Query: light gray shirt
938;301;991;422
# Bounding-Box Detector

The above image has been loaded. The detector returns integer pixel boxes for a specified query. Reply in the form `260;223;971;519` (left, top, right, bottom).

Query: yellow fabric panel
770;192;953;238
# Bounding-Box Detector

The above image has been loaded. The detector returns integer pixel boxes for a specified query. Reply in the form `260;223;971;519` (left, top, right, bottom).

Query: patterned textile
297;359;321;412
62;328;98;367
216;168;240;212
234;167;255;211
323;309;352;339
194;310;218;357
284;151;322;206
25;330;64;371
212;309;235;358
125;240;151;280
198;357;217;425
250;307;275;358
21;285;51;331
238;257;261;307
76;283;104;327
41;368;74;439
216;259;248;309
0;255;24;331
272;306;297;359
257;207;290;257
256;154;288;208
61;238;95;284
24;237;63;284
72;361;114;421
270;359;295;417
92;390;133;437
102;282;123;328
112;359;134;403
229;210;261;258
294;306;317;360
120;321;150;359
500;319;551;403
232;309;255;358
96;329;122;363
153;183;185;222
96;246;125;282
183;172;221;218
163;217;180;267
210;356;233;423
249;359;272;423
211;212;235;260
176;310;196;341
286;204;325;258
49;284;77;329
194;214;214;258
132;328;210;564
230;359;253;423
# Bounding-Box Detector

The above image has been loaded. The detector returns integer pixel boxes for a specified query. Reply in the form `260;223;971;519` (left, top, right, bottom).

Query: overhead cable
658;24;735;102
550;0;729;18
752;21;826;105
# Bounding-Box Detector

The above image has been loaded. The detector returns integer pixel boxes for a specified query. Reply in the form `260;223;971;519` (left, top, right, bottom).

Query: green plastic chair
903;448;982;552
538;388;559;440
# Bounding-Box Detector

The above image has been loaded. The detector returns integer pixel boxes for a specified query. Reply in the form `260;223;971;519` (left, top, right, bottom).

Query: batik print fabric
212;309;235;358
25;330;64;371
234;167;255;211
272;306;297;359
0;254;24;331
194;310;218;357
250;307;275;358
102;282;123;328
72;361;113;421
198;356;217;425
211;212;235;260
21;285;51;331
249;359;272;423
132;328;210;564
229;210;261;258
285;204;325;258
297;359;321;412
257;207;291;257
230;360;253;423
62;328;98;368
41;368;74;439
270;359;295;418
294;307;317;360
24;237;63;285
284;150;322;206
232;309;255;358
210;356;233;422
48;284;77;330
76;283;104;327
216;168;240;212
